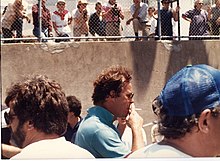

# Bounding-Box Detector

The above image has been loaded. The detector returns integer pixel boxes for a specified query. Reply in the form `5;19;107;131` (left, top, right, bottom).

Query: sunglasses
58;3;65;6
4;111;16;125
127;93;134;99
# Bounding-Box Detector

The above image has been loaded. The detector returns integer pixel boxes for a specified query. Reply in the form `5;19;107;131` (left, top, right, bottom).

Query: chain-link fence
1;0;220;43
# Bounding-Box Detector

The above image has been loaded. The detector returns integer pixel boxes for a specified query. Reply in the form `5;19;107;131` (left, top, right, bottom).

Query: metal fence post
177;0;180;41
38;0;42;42
157;0;161;40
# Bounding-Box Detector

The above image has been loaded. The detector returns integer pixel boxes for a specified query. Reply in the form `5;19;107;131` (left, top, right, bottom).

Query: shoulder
128;143;191;158
140;2;148;8
12;137;95;159
72;9;79;15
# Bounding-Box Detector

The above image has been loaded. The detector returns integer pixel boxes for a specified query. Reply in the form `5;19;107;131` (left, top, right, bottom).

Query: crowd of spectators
1;64;220;159
1;0;220;42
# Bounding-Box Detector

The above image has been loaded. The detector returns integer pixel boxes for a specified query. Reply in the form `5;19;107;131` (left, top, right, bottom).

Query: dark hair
92;65;132;104
95;2;101;7
152;97;220;139
148;6;155;12
5;75;69;136
2;6;8;15
66;95;82;117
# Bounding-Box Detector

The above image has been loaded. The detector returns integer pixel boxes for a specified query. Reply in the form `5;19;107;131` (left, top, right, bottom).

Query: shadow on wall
129;40;211;112
165;40;209;82
130;41;158;100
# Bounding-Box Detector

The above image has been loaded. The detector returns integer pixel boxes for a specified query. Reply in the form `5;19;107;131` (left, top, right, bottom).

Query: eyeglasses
4;111;17;125
127;93;134;99
58;3;65;6
198;2;203;4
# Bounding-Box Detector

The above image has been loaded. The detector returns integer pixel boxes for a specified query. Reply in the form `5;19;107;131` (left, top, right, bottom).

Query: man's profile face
11;121;26;148
112;82;134;118
8;102;26;148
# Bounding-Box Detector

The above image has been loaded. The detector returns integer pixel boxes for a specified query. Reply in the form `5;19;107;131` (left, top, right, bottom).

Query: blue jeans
33;27;49;37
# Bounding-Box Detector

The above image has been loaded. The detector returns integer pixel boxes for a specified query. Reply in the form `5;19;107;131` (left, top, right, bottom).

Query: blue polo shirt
75;106;131;158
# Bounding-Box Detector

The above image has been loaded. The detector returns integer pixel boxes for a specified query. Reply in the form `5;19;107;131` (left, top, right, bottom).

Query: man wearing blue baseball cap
128;64;220;157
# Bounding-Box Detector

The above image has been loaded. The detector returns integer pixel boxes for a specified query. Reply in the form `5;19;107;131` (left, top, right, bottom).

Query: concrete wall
1;40;220;143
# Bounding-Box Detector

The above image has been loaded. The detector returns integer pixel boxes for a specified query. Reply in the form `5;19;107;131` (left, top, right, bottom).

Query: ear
26;120;34;131
109;90;117;98
197;109;212;134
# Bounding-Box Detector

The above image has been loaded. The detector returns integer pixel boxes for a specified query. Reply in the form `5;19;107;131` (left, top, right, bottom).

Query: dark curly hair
152;97;220;139
5;75;69;136
66;95;82;117
92;65;132;105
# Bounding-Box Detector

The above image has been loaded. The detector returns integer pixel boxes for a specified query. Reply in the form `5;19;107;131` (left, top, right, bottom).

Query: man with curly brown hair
75;65;145;158
4;75;94;159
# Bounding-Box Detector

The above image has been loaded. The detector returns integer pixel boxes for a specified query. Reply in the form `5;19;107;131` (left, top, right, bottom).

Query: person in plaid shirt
32;0;53;38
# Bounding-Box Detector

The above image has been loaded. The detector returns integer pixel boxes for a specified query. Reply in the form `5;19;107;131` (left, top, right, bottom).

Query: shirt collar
87;106;114;124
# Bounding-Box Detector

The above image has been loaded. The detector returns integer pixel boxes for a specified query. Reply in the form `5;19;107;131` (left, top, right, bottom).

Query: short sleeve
91;128;131;158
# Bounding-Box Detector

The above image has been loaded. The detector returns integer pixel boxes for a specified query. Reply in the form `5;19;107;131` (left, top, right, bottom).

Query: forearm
131;127;145;152
182;15;191;23
1;144;22;158
173;11;179;22
132;8;139;18
52;22;59;35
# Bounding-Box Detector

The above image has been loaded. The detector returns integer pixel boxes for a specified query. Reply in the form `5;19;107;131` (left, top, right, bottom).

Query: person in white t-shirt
114;117;147;149
126;0;148;41
128;64;220;158
4;75;94;159
52;0;72;42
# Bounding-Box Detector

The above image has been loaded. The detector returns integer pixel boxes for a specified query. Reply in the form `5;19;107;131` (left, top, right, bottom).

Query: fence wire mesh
1;0;220;43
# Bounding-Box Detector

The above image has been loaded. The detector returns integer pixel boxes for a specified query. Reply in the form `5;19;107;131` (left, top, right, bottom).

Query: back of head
153;64;220;139
5;75;69;136
92;65;132;104
66;95;82;117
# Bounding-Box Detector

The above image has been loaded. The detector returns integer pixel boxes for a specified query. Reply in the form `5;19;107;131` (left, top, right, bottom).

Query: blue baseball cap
159;64;220;116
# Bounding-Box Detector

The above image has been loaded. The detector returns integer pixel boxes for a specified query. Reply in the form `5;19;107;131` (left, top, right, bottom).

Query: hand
216;17;220;25
27;18;31;23
26;17;31;23
126;19;132;25
126;103;143;130
135;3;141;10
207;5;211;14
175;6;180;12
49;32;53;37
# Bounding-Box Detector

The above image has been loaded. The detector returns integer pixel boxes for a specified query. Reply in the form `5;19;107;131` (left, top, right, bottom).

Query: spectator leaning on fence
88;2;106;39
72;0;89;41
182;0;211;40
146;6;156;40
32;0;53;38
52;0;72;42
126;0;148;41
1;0;30;42
4;75;95;159
128;64;220;158
210;0;220;36
155;0;179;40
102;0;124;41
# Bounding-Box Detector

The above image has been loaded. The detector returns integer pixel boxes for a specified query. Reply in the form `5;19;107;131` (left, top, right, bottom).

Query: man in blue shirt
75;65;145;158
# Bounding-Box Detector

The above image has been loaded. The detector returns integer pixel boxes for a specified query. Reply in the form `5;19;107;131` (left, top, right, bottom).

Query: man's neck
161;133;210;157
24;131;60;148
